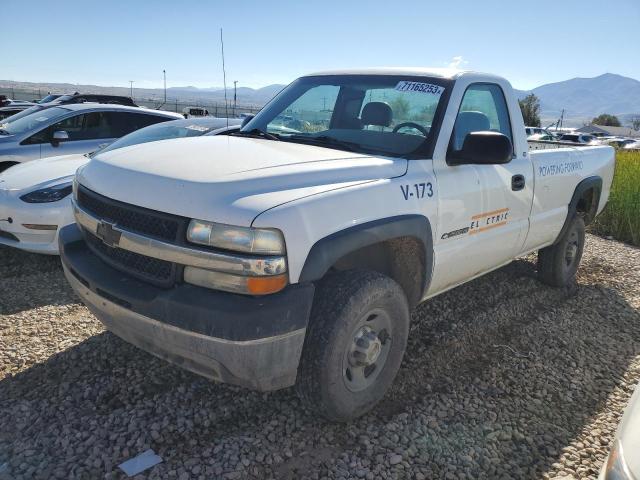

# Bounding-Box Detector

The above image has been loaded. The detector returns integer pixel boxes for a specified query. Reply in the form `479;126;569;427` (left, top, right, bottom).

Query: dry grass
592;150;640;246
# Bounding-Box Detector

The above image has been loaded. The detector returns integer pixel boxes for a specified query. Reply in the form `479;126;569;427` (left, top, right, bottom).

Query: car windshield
95;119;223;155
0;107;70;135
53;95;74;103
0;105;44;125
240;74;451;158
38;95;60;104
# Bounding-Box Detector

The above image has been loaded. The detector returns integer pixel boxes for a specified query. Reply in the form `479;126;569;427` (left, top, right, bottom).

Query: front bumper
59;224;315;391
0;191;73;255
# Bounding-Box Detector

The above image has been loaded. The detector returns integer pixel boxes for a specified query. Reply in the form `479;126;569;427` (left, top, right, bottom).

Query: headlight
601;440;633;480
20;181;73;203
184;268;288;295
72;176;79;200
185;219;288;294
187;219;286;255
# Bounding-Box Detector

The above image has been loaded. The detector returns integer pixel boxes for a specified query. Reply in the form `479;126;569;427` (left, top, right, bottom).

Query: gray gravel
1;234;639;479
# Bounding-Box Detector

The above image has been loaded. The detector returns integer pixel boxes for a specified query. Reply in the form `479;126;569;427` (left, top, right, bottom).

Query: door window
450;83;513;151
109;112;168;137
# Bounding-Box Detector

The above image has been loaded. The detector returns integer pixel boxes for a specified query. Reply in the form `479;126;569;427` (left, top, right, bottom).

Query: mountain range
1;73;639;127
515;73;640;126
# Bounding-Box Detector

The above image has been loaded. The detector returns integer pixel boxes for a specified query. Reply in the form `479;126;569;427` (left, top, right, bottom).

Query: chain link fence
0;87;263;118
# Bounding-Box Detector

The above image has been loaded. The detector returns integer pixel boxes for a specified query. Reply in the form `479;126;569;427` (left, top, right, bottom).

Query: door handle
511;174;525;191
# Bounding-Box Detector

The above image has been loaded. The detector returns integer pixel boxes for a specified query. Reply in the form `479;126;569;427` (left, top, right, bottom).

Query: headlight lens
184;267;288;295
602;440;633;480
72;176;79;200
20;181;73;203
187;219;286;255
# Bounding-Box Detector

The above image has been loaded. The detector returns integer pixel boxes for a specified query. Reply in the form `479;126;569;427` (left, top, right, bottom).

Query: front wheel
537;216;585;287
296;270;410;421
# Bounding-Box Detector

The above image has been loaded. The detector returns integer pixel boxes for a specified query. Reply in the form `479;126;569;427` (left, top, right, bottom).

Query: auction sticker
395;81;444;95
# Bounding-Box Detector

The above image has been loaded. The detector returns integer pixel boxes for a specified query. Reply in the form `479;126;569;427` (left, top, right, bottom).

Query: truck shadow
1;257;639;479
0;245;77;315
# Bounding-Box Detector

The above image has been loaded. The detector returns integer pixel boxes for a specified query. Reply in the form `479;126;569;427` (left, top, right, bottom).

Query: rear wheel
537;216;585;287
296;270;410;421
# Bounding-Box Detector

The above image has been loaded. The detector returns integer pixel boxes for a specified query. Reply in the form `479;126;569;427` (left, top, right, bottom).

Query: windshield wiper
282;134;360;152
232;128;280;141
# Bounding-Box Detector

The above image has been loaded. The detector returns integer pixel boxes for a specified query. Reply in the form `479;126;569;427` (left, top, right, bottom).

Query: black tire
296;270;410;421
537;216;585;287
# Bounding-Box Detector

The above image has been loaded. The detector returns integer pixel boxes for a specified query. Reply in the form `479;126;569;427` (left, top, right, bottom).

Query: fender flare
554;175;602;244
299;214;434;300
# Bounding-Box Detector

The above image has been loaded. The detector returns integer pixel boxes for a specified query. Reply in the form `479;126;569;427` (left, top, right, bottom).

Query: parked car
42;93;138;107
599;383;640;479
559;133;601;145
0;98;34;108
0;105;34;121
0;94;139;125
182;107;210;118
525;126;550;137
0;117;241;254
528;133;556;141
59;68;615;421
0;104;182;171
600;138;638;149
36;94;63;104
623;140;640;150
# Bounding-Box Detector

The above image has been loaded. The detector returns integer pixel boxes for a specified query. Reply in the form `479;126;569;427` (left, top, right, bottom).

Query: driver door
429;82;533;295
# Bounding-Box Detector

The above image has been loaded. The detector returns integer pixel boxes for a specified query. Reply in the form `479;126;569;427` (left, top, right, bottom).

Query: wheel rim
564;229;580;268
342;308;392;393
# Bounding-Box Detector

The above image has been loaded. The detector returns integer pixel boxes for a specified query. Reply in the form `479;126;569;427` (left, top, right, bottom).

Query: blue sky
4;0;639;90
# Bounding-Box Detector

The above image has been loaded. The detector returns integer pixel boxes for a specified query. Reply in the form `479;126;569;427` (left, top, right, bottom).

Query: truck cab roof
303;67;505;83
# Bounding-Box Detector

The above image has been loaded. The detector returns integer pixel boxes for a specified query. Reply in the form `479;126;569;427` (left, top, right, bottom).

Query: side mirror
448;131;512;165
52;130;69;144
240;115;254;129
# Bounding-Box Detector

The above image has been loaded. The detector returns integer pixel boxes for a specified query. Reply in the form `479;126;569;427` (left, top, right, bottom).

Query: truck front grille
77;185;187;287
85;230;175;287
77;185;184;242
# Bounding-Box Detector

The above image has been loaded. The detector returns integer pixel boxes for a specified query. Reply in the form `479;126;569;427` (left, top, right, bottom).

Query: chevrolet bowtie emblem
96;221;122;248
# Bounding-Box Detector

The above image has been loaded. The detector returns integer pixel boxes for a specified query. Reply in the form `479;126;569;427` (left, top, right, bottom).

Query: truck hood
0;153;88;191
78;135;407;226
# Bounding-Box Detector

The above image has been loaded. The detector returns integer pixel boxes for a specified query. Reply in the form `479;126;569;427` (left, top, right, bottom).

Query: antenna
220;28;229;128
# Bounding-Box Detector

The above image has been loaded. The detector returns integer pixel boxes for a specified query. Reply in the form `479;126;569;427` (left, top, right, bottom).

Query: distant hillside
0;79;286;107
516;73;640;126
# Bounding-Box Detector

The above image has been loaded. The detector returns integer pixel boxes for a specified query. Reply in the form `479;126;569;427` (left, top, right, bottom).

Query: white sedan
599;383;640;479
0;117;241;254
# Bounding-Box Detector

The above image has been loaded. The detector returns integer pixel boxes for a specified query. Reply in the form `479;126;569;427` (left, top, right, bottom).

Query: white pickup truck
59;68;615;421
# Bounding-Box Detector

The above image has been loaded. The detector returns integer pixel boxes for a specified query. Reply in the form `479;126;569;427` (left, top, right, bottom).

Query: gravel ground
1;234;639;480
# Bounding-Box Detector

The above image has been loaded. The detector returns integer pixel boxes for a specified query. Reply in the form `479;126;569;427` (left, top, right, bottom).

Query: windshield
241;74;451;158
0;105;44;126
96;119;220;155
53;95;74;103
0;107;70;136
38;95;60;104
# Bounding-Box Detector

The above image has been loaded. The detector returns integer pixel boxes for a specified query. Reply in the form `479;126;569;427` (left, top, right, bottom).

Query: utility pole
163;70;167;104
129;80;134;99
233;80;237;117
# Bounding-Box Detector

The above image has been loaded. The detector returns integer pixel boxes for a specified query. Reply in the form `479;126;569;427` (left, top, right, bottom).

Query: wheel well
0;162;19;173
329;236;425;307
575;187;599;225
